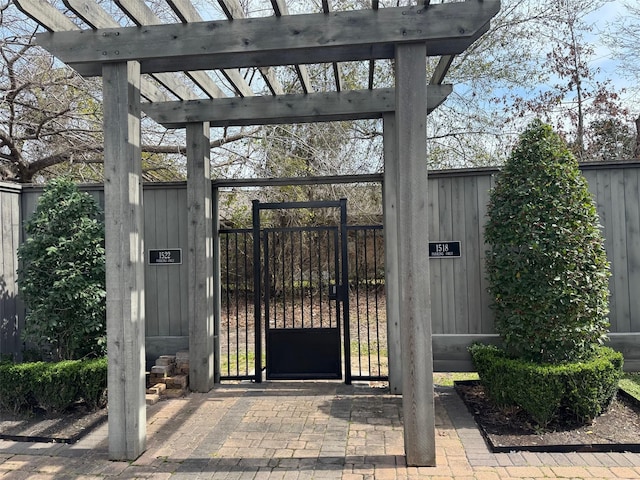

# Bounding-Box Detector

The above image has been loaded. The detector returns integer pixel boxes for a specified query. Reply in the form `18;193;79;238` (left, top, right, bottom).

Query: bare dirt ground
220;289;389;377
0;404;106;443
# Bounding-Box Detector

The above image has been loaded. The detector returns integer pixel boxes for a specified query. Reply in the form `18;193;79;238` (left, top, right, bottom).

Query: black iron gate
218;201;387;384
252;199;350;382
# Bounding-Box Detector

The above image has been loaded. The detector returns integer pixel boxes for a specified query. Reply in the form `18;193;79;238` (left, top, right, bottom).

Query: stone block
151;364;174;376
176;351;189;362
155;355;176;367
163;388;186;399
165;374;188;389
146;383;167;395
146;394;160;405
149;373;168;385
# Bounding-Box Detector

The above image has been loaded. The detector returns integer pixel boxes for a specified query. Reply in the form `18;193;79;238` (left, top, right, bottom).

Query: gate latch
329;284;339;301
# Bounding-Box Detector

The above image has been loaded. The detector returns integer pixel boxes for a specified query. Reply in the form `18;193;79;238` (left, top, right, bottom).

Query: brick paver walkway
0;382;638;479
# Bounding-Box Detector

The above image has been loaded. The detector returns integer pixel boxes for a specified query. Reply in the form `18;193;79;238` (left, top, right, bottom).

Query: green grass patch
219;351;265;376
620;372;640;401
350;340;387;357
433;372;479;387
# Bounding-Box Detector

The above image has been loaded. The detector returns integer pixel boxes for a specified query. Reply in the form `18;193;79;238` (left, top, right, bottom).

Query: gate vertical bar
340;198;351;384
213;185;221;383
395;43;435;466
252;200;262;383
264;232;271;340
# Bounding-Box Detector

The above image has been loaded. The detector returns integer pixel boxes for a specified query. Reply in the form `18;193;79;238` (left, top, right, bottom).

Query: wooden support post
102;61;146;461
383;112;402;395
395;43;436;466
187;122;215;392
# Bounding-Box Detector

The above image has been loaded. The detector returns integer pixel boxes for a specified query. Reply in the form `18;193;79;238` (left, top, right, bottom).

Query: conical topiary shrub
484;119;611;364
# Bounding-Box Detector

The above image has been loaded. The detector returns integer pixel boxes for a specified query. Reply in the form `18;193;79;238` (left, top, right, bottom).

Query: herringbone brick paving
0;381;638;478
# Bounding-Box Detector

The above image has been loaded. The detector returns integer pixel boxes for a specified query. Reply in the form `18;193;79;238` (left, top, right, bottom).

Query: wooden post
187;122;215;392
102;61;146;461
395;43;435;466
383;112;402;395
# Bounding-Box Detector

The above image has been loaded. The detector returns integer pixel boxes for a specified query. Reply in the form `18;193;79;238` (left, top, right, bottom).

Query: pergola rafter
13;0;500;467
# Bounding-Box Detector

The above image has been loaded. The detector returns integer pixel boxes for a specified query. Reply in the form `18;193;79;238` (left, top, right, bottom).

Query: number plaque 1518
428;241;461;258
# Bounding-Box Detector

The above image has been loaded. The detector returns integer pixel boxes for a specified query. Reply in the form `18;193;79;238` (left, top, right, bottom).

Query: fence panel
0;183;22;360
5;164;640;370
347;226;387;380
219;228;256;380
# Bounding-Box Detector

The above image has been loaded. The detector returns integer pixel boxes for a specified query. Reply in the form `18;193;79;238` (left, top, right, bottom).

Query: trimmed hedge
469;344;623;426
0;357;107;414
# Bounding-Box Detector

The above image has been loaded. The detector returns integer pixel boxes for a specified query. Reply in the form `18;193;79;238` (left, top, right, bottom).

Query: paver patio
0;381;638;479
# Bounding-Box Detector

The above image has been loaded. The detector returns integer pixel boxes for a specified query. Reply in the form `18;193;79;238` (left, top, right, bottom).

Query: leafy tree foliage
3;0;637;181
485;120;611;363
0;2;249;183
17;178;106;360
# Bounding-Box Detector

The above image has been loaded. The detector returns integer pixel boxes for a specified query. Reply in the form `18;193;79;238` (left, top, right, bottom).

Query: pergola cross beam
34;2;500;77
143;85;452;128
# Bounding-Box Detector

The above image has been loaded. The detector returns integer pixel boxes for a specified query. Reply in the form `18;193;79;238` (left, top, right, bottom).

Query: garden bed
0;404;107;444
455;380;640;453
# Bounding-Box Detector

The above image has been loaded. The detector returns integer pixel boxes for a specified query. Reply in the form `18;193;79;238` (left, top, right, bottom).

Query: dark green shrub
77;357;108;409
484;120;611;363
17;177;106;361
0;358;107;414
469;344;623;426
0;362;46;413
35;361;81;412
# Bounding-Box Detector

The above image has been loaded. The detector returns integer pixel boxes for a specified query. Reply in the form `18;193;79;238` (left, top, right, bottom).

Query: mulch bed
455;380;640;453
0;404;107;444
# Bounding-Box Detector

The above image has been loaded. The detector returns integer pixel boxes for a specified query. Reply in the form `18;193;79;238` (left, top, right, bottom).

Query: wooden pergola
15;0;499;465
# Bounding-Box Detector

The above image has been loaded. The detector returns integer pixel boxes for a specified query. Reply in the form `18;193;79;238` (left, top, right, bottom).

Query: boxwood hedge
0;357;107;414
469;343;623;426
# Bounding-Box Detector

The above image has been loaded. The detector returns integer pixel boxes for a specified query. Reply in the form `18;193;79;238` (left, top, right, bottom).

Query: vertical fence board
165;188;182;337
428;180;443;334
625;169;640;333
154;190;171;336
464;175;482;334
476;173;494;333
451;176;469;334
144;191;159;337
610;169;630;332
0;184;21;359
593;169;616;327
438;178;455;333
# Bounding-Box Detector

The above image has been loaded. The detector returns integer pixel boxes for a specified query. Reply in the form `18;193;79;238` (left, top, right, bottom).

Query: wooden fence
0;182;22;360
1;162;639;369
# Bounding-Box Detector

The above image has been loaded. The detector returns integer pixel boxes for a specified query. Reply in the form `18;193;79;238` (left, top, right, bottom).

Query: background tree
604;0;640;158
0;1;253;183
4;0;638;183
505;0;631;161
17;178;107;360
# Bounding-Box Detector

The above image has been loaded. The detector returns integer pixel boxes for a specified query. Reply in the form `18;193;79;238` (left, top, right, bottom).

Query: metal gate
218;201;387;384
252;199;350;382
